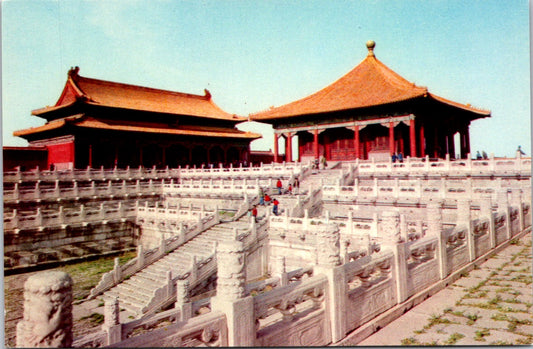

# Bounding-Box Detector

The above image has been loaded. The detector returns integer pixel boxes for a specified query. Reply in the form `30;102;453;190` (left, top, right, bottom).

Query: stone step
140;267;172;281
103;294;142;315
148;262;188;276
105;289;149;308
115;284;154;303
131;271;167;285
122;279;161;294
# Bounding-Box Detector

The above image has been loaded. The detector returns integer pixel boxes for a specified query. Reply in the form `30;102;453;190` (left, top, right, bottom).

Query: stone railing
355;154;531;176
322;177;527;202
163;180;260;197
3;202;137;232
177;161;309;180
138;214;270;316
88;211;221;299
4;179;164;203
289;187;322;217
29;194;531;347
3;165;178;183
254;274;329;346
136;202;218;227
269;210;424;245
74;305;228;348
141;253;218;315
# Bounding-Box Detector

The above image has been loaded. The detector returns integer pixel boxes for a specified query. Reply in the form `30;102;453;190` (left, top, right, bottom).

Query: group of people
255;176;301;217
391;152;404;163
476;150;489;160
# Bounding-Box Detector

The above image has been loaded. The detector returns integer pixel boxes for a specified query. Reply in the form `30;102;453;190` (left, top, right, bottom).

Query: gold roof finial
366;40;376;57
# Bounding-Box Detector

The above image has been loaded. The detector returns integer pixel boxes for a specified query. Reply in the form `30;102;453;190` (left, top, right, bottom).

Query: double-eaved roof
33;67;242;121
16;67;261;141
251;41;490;121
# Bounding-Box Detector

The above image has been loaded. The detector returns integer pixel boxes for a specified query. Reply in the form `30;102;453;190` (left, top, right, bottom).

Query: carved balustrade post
313;224;346;343
457;199;474;261
382;211;408;302
34;182;41;200
480;195;496;248
211;240;254;346
510;189;525;232
36;208;43;227
58;206;65;225
427;199;447;279
400;213;408;242
103;297;122;345
382;211;401;243
16;271;73;348
112;257;122;284
271;255;288;286
497;189;511;239
176;279;192;321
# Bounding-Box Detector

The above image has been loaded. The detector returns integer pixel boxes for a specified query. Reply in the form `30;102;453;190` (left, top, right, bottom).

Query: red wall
47;142;75;169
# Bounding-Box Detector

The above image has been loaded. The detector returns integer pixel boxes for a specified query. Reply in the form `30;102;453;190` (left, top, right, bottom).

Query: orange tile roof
14;115;261;140
32;67;243;121
251;41;490;121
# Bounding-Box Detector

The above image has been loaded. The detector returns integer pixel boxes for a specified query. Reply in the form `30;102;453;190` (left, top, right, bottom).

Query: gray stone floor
359;231;532;346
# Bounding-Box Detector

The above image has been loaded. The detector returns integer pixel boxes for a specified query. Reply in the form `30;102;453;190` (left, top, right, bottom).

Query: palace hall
251;41;491;163
13;67;261;170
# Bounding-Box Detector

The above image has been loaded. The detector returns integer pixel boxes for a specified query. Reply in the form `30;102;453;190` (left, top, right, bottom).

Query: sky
1;0;530;158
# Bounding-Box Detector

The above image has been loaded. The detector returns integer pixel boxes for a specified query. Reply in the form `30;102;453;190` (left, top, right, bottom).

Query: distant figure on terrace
272;198;279;216
252;207;258;222
398;152;403;163
321;156;328;169
517;145;526;155
476;151;482;160
392;153;397;163
259;187;265;205
288;183;293;195
264;193;271;205
293;176;300;194
482;150;488;159
276;178;282;195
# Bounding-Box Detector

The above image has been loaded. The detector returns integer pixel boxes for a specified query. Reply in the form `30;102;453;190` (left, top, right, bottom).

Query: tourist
398;152;404;163
252;206;258;222
259;187;265;205
321;156;328;169
288;183;293;195
272;198;279;215
482;150;488;160
392;153;397;163
276;178;282;195
293;176;300;194
264;193;271;205
517;145;526;155
476;151;482;160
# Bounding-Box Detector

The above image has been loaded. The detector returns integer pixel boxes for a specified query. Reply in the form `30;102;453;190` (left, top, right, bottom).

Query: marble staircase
101;215;253;316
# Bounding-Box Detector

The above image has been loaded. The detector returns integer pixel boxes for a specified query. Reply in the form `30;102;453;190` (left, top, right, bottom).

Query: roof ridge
75;74;212;101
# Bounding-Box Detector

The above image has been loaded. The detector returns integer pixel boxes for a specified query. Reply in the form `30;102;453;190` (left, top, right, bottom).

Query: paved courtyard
359;231;532;346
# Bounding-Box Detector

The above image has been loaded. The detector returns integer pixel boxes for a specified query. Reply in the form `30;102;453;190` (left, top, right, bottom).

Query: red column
88;144;93;168
464;125;470;157
114;146;119;167
314;129;319;160
409;119;417;157
433;127;439;158
273;133;279;163
286;133;292;163
389;121;395;155
354;125;360;159
449;131;455;159
419;123;425;157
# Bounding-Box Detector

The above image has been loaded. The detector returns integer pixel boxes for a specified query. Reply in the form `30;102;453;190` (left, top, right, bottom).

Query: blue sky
1;0;530;157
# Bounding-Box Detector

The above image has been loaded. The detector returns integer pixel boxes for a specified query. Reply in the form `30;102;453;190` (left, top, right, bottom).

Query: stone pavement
359;231;532;346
